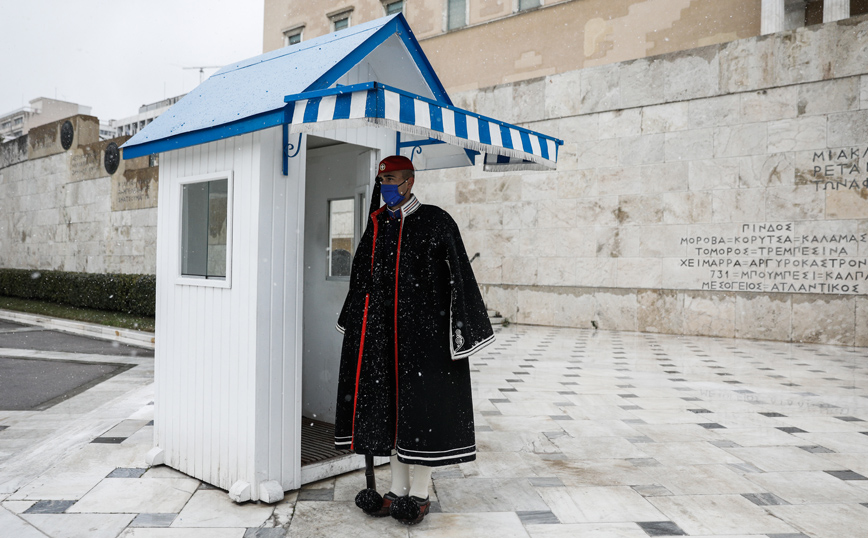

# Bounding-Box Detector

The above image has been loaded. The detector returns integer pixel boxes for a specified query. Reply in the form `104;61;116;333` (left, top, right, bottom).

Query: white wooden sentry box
121;13;560;503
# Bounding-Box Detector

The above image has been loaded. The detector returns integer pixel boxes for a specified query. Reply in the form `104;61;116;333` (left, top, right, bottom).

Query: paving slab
647;494;798;535
69;477;199;514
21;513;135;538
171;490;275;528
120;529;246;537
288;501;409;538
766;503;868;538
0;504;49;538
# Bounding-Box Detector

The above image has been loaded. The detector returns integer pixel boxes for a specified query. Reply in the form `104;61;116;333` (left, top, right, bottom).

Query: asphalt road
0;322;153;357
0;320;150;411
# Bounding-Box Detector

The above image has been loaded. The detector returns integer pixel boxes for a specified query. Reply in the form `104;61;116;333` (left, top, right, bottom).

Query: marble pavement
1;321;867;537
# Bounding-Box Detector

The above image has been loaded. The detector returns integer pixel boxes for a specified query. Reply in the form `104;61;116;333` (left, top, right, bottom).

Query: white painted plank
193;143;206;482
238;132;256;486
265;128;285;482
252;129;273;500
206;139;220;486
154;149;171;453
195;284;207;481
288;136;306;490
227;135;241;490
201;283;213;485
219;136;232;489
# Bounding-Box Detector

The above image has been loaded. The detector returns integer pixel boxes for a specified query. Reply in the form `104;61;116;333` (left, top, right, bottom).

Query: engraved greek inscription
806;146;868;191
680;221;867;295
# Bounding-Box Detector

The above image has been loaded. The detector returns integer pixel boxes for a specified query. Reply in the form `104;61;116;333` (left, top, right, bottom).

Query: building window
518;0;541;10
13;117;23;125
331;11;351;31
385;0;403;15
180;174;232;283
284;26;304;46
447;0;466;30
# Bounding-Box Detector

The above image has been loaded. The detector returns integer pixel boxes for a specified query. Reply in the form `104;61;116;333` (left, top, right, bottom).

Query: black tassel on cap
369;178;382;216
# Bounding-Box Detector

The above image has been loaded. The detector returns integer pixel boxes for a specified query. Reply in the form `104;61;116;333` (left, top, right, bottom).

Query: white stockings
389;453;431;499
389;453;410;496
409;464;432;499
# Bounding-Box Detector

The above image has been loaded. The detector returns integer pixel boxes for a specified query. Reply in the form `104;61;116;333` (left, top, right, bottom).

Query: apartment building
0;97;91;141
109;94;186;139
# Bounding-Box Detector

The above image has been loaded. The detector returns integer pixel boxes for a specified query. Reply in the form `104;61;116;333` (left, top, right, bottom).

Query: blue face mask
380;179;408;207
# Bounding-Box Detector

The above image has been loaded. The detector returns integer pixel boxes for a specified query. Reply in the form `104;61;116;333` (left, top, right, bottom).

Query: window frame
283;24;304;46
175;170;234;289
328;8;353;32
383;0;404;16
515;0;543;12
445;0;468;31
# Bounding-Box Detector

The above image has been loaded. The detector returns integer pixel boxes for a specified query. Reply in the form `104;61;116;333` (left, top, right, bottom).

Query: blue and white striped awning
284;82;562;171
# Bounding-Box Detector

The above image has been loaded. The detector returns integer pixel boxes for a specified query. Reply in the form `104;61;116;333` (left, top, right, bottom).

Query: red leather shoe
369;492;399;517
390;495;430;525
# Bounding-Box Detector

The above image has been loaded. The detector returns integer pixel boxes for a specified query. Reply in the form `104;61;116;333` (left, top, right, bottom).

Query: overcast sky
0;0;264;122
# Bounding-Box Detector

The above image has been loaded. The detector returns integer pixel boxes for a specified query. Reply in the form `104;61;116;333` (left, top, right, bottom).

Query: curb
0;308;155;350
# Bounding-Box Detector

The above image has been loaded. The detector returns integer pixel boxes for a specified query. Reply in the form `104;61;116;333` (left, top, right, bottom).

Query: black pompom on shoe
355;488;383;514
390;495;430;525
357;490;400;517
389;495;418;520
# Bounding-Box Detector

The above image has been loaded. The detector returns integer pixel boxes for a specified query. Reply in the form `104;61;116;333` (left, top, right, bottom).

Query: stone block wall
416;16;868;346
0;115;158;275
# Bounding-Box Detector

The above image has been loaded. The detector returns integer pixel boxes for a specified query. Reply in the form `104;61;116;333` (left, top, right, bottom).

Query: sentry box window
328;198;355;279
179;172;233;286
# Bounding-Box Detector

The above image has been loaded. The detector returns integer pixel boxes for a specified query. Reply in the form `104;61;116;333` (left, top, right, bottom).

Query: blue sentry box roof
122;14;447;159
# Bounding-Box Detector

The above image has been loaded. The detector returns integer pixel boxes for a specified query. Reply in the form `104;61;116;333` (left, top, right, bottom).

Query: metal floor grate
301;417;352;466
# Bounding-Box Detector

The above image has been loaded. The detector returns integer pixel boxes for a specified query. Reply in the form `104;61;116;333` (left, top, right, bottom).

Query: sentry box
121;14;560;503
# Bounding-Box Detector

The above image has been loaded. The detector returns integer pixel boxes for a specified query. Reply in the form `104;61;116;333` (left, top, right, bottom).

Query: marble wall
0;116;157;275
416;15;868;346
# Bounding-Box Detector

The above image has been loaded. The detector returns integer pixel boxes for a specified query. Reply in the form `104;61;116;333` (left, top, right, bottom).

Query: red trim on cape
350;207;385;449
350;294;370;451
369;206;386;270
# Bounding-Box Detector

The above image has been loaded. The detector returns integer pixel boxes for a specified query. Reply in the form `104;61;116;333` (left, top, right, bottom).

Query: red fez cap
377;155;414;175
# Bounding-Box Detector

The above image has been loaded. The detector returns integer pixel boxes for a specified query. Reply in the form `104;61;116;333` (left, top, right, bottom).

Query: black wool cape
334;196;494;466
